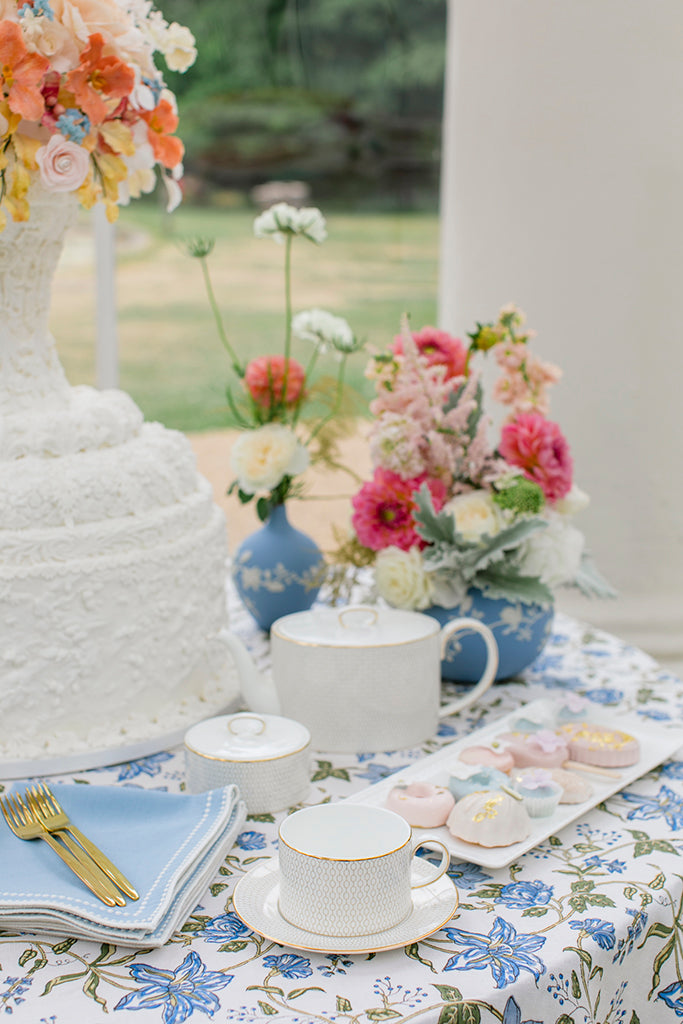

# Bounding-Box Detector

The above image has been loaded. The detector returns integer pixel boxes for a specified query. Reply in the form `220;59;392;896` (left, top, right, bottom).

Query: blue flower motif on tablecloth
114;952;232;1024
198;913;250;943
317;954;354;976
356;752;375;763
569;918;616;950
355;763;399;783
494;880;553;910
658;980;683;1016
620;784;683;830
262;954;313;979
638;708;673;722
116;752;174;781
661;761;683;779
501;995;543;1024
235;831;267;850
447;862;493;889
583;688;624;705
443;917;546;988
612;909;648;964
437;722;456;737
584;855;627;874
531;653;567;674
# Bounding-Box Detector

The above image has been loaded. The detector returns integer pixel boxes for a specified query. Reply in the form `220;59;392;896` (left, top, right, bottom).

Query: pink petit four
502;728;569;769
446;790;531;847
550;768;594;804
559;722;640;768
458;744;515;773
385;782;455;828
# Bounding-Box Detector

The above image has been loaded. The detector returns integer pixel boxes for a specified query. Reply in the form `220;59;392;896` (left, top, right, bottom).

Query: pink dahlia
499;412;573;503
351;468;447;551
392;327;468;381
244;355;306;409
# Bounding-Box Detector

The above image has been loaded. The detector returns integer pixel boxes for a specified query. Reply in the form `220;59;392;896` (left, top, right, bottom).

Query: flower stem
199;255;243;376
306;355;347;443
281;234;293;413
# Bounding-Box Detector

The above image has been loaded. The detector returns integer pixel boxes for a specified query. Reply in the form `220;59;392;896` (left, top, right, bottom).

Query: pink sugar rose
244;355;306;409
499;412;573;502
36;133;90;192
351;468;447;551
392;326;468;381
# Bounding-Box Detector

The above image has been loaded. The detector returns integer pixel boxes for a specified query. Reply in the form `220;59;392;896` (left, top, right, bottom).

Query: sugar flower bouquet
336;305;613;611
0;0;197;229
189;202;365;522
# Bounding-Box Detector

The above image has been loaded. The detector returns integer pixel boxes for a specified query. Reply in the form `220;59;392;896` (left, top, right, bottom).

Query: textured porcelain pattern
0;183;237;760
184;713;311;812
232;857;459;954
277;804;449;936
266;606;498;752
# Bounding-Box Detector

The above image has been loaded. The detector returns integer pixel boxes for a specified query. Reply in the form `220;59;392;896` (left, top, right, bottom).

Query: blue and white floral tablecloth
2;612;683;1024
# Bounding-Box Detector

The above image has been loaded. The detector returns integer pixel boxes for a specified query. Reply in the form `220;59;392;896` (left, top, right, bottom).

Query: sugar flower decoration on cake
188;205;365;521
334;304;614;609
0;0;196;229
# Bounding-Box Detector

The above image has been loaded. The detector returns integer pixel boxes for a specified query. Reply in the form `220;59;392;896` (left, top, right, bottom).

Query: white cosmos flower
254;202;327;244
292;308;357;355
230;424;309;495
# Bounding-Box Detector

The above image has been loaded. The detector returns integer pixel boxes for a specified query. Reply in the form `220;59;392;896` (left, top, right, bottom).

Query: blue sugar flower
56;108;91;144
569;918;616;950
20;0;54;20
199;913;249;943
495;880;553;910
235;831;266;850
114;952;232;1024
262;954;312;979
444;917;546;988
620;784;683;831
447;862;493;890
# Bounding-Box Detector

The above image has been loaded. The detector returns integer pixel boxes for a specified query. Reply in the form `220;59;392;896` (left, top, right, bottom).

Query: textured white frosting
0;185;238;760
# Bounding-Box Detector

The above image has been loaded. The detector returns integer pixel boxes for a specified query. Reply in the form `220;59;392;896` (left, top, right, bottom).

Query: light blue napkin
0;783;246;947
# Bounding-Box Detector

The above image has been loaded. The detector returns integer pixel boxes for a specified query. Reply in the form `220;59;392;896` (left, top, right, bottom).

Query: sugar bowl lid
185;712;310;763
271;604;440;648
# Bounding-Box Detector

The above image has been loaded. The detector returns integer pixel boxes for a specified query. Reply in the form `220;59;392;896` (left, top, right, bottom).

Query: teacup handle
437;618;499;718
410;838;450;889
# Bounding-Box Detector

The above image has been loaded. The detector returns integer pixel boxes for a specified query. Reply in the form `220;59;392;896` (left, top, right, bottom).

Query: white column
94;203;119;389
439;0;683;671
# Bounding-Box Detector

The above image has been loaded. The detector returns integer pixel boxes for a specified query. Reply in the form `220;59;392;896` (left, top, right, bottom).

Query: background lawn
50;202;440;433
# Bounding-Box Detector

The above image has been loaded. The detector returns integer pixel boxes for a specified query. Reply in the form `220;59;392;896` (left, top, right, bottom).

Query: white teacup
277;804;450;936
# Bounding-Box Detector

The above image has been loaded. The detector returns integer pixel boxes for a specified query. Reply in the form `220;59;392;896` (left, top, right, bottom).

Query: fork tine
40;784;60;813
7;793;27;826
0;796;16;830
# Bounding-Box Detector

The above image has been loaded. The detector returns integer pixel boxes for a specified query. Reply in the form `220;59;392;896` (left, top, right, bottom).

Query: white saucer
232;857;459;955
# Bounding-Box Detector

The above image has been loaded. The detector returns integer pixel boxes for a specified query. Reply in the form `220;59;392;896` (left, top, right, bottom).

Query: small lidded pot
184;712;311;813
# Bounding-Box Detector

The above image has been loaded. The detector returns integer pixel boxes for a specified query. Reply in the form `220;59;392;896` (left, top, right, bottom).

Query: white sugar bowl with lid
184;712;311;813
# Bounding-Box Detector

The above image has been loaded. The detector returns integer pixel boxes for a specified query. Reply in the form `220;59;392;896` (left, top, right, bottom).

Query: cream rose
518;515;585;588
445;490;501;542
36;134;90;192
163;22;197;72
374;546;434;610
230;424;309;495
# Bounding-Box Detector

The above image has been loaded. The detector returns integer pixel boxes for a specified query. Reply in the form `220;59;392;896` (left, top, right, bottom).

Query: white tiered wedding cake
0;188;239;763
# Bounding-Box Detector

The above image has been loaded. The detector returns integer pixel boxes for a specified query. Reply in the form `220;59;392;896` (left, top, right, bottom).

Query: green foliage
493;476;545;516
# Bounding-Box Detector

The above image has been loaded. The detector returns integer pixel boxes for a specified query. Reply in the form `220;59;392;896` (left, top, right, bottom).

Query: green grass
50;202;440;432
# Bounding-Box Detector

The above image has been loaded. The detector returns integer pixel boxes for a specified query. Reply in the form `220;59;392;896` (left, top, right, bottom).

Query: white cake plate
0;695;242;780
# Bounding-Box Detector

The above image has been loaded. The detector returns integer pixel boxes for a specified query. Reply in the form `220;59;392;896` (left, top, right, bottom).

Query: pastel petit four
446;790;531;848
510;699;556;733
550;768;594;804
385;782;455;828
448;765;509;801
502;728;569;769
511;768;562;817
458;744;515;773
559;723;640;768
555;693;590;723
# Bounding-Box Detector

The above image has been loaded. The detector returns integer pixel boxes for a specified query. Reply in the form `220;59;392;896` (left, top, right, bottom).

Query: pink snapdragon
351;468;447;551
499;412;573;502
493;340;562;417
392;326;468;381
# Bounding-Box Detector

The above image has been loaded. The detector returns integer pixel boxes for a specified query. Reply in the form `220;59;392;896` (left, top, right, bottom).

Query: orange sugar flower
0;22;49;122
140;98;184;169
66;33;134;127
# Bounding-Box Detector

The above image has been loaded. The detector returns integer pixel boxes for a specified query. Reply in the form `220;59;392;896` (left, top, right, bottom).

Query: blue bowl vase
424;590;554;682
232;503;325;631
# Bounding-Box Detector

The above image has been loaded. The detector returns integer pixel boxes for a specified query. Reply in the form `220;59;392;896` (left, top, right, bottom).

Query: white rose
518;515;585;589
230;424;309;495
374;546;434;610
554;483;590;517
444;490;501;542
163;22;197;72
36;134;90;192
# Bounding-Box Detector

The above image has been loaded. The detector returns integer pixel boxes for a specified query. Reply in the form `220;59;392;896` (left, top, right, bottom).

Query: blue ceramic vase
232;503;325;631
424;590;554;682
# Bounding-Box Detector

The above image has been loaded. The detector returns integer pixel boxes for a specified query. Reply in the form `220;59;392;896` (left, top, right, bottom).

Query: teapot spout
220;629;281;715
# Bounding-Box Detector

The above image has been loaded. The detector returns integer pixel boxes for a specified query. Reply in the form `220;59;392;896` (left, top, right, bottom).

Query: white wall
439;0;683;672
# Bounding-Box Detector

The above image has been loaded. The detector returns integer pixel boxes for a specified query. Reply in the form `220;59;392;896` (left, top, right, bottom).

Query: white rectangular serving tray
344;700;683;870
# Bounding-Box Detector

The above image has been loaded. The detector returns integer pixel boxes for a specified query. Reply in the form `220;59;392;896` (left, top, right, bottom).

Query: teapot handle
437;617;499;718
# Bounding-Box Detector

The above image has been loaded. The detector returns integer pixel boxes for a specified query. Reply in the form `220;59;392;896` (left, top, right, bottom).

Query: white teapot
223;605;498;753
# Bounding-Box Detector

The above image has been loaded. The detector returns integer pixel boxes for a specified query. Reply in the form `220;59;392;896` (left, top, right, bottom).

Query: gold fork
0;792;124;907
27;784;139;901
